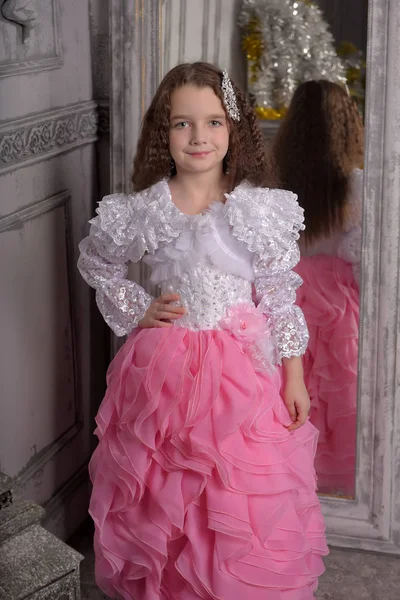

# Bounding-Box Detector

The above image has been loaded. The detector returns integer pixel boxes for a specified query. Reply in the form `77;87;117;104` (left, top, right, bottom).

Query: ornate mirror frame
109;0;400;554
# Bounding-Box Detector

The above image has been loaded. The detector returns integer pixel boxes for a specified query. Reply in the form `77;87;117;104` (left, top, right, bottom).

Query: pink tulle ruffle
89;326;328;600
295;255;359;497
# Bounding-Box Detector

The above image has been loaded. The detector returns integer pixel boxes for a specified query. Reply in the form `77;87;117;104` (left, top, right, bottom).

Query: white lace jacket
77;179;309;363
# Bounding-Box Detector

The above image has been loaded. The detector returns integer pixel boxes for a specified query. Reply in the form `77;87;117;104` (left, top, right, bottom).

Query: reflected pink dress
294;169;362;496
78;180;328;600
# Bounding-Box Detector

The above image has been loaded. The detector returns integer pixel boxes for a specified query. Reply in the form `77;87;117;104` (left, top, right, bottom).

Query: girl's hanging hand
282;356;311;431
138;294;186;328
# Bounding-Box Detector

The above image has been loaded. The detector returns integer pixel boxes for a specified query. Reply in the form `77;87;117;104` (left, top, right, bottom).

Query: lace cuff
253;251;309;363
266;305;309;362
78;237;153;336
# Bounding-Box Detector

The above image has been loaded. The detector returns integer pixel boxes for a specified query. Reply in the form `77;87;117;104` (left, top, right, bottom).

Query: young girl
272;80;364;497
78;62;328;600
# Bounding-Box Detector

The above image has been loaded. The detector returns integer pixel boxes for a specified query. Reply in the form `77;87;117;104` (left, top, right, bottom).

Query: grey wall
0;0;106;540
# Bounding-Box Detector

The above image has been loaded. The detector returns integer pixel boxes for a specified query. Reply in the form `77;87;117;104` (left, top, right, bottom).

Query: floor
70;521;400;600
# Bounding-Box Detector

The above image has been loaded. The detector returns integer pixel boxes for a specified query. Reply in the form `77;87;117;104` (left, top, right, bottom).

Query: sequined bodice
143;203;254;330
161;262;253;330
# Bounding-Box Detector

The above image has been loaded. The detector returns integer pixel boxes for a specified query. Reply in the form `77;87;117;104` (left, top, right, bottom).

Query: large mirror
160;0;368;499
110;0;400;554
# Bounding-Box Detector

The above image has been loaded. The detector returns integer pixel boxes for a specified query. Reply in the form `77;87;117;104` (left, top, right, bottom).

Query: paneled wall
0;0;102;540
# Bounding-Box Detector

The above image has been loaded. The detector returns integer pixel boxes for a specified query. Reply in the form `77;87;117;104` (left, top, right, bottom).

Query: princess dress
294;169;363;497
78;180;328;600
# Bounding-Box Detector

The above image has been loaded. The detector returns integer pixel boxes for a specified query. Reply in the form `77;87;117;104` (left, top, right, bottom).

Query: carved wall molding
0;101;98;174
1;0;38;45
0;188;70;231
0;0;63;77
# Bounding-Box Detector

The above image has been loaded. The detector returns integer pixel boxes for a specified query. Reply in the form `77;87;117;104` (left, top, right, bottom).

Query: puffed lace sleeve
226;184;309;363
77;193;153;336
337;168;363;284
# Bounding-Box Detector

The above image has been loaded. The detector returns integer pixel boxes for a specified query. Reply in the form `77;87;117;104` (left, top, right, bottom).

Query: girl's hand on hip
283;378;311;431
138;294;186;328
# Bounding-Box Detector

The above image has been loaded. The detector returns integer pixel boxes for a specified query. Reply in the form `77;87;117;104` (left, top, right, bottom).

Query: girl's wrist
282;355;304;381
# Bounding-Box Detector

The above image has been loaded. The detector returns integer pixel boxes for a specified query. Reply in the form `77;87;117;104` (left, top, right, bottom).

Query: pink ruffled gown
78;180;328;600
294;169;362;497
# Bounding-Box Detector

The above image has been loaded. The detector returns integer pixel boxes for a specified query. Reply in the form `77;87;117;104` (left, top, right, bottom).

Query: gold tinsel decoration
242;15;285;119
241;16;264;85
255;106;287;120
240;0;346;120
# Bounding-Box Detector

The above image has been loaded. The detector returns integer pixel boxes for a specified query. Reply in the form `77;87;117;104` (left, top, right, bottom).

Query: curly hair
272;80;364;246
132;62;276;192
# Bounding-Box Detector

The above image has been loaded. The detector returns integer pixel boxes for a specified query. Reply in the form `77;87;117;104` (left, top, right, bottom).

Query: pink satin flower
219;304;275;371
219;303;268;340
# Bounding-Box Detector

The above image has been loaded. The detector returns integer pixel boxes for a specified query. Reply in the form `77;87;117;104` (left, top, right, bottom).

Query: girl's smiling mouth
187;151;213;157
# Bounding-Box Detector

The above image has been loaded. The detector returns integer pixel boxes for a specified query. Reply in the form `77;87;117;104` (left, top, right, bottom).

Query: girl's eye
175;121;189;128
210;120;222;127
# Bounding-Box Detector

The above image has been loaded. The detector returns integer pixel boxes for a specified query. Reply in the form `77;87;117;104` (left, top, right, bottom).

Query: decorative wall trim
0;190;83;487
1;0;38;45
0;188;70;232
0;0;63;78
0;101;98;174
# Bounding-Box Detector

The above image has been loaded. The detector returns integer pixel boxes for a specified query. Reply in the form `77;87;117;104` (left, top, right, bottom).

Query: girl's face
169;85;229;176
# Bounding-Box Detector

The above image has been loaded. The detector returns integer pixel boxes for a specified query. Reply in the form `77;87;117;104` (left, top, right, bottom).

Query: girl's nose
191;126;207;145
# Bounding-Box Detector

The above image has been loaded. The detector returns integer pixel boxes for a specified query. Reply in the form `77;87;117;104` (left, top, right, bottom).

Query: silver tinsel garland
238;0;346;115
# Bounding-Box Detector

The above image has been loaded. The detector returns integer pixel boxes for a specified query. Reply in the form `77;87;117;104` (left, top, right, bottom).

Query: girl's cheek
170;130;187;143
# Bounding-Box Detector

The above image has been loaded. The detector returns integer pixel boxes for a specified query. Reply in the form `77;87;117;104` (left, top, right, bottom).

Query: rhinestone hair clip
221;69;240;122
